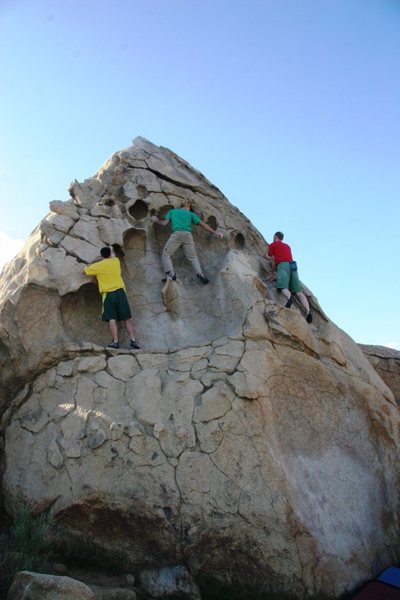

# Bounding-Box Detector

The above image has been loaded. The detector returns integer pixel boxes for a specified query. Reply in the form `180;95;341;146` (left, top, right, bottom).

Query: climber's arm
198;221;224;238
151;215;170;226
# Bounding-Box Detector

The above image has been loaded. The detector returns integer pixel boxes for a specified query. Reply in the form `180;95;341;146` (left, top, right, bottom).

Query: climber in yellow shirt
84;246;140;349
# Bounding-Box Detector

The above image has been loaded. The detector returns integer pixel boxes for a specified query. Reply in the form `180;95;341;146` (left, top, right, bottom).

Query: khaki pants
162;231;202;275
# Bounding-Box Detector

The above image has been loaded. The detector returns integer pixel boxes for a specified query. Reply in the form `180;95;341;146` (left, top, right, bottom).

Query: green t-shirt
165;208;201;233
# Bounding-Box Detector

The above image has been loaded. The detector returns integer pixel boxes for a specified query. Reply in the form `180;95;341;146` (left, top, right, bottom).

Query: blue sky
0;0;399;348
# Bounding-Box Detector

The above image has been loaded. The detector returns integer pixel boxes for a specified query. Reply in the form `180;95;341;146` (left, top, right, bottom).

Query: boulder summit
0;137;399;599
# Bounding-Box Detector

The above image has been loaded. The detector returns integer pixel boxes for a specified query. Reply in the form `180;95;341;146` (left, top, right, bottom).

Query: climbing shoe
162;273;176;282
130;340;140;349
107;341;120;349
197;274;209;284
285;295;293;308
306;312;313;323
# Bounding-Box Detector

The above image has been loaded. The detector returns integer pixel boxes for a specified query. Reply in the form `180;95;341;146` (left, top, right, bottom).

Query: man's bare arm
151;215;170;226
199;221;224;238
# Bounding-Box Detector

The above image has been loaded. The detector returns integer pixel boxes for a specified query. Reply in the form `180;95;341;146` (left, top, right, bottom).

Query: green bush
0;504;56;598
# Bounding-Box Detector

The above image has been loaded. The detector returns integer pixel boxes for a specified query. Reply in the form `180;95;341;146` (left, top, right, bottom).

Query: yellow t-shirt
84;257;126;294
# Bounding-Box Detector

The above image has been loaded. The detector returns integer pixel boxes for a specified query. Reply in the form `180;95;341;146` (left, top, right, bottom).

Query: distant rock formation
0;138;399;599
360;344;400;404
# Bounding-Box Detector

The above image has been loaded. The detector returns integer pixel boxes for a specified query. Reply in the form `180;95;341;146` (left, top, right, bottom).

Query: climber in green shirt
151;199;223;284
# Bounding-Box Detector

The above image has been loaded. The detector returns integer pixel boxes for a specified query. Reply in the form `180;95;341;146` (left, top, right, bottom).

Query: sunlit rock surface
360;344;400;404
0;138;399;599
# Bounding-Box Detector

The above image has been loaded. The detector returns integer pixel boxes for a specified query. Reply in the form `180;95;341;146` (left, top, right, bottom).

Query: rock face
7;571;95;600
0;138;399;599
139;565;201;599
360;344;400;404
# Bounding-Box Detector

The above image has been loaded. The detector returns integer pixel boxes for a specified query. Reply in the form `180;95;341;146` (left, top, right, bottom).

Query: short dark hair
100;246;111;258
274;231;284;240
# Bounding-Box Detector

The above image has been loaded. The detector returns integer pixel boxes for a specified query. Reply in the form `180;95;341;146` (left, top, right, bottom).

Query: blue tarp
378;567;400;590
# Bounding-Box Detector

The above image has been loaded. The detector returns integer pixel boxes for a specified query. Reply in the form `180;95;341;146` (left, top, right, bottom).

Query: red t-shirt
268;240;293;265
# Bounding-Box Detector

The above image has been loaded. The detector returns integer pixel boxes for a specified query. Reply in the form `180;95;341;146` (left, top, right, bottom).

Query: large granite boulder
360;344;400;404
0;138;399;599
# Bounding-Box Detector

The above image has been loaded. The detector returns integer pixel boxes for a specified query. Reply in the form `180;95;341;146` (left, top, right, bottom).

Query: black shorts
101;288;132;321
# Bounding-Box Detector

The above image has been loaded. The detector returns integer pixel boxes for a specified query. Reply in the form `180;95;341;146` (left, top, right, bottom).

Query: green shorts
102;288;132;322
276;262;302;294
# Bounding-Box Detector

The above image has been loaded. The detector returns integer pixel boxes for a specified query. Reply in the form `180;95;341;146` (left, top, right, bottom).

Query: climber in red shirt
268;231;312;323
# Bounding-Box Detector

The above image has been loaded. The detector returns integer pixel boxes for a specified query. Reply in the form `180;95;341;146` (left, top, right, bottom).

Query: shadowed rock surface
7;571;95;600
0;138;399;599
